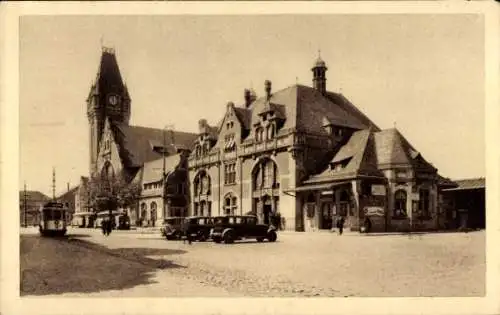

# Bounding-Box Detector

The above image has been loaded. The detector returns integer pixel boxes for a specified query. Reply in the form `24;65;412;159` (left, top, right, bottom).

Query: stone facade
85;48;457;232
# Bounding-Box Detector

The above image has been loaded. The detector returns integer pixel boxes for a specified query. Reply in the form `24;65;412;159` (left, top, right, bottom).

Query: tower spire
311;53;328;94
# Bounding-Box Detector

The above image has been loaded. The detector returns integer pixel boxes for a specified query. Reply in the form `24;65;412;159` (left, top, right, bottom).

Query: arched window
150;202;157;221
224;194;238;215
394;189;407;217
194;171;211;196
253;158;279;190
140;202;147;220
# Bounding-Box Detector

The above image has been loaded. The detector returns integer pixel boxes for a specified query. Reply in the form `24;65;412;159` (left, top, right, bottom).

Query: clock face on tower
107;94;120;106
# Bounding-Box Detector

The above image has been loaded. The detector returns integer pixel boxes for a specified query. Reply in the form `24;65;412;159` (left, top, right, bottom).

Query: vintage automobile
160;217;185;240
182;216;217;242
210;215;277;244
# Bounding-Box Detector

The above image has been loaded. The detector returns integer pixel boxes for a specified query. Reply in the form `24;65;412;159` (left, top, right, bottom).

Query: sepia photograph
1;2;499;315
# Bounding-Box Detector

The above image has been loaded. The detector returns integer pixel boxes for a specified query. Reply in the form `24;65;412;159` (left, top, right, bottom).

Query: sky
19;14;485;197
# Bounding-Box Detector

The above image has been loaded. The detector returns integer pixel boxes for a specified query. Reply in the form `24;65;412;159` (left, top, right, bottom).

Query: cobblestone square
20;227;485;297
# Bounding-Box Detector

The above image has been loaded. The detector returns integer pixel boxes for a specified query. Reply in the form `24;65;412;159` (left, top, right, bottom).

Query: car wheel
256;237;264;242
267;231;277;242
213;237;221;244
223;231;234;244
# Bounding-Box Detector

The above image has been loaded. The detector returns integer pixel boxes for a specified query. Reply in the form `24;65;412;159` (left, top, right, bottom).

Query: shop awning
285;181;351;193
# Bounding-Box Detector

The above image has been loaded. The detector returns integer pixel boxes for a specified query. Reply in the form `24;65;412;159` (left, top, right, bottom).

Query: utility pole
52;167;56;201
163;124;175;221
23;181;27;227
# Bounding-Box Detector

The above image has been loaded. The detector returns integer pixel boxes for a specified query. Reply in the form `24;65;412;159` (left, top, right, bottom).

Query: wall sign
364;206;385;217
371;185;386;196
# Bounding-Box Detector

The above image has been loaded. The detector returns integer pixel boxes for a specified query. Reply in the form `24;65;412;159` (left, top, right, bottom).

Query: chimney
244;89;252;107
67;182;70;192
265;80;272;100
244;89;257;108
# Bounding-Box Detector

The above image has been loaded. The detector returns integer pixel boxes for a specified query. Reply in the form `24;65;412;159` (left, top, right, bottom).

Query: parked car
210;215;277;244
160;217;185;240
182;216;217;241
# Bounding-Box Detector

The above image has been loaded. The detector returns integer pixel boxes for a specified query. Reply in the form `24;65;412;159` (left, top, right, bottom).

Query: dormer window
267;124;275;140
330;157;352;172
255;127;264;142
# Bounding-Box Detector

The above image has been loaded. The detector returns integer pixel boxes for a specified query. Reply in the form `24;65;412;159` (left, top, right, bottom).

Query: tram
38;201;68;237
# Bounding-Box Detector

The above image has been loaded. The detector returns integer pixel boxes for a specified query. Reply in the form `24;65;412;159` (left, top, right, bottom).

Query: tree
87;172;142;215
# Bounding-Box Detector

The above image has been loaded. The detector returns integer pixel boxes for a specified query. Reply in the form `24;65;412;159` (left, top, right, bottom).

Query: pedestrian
106;218;113;236
337;216;345;235
101;219;107;236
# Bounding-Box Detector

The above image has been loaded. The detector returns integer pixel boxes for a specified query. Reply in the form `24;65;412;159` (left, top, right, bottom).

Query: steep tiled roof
111;123;197;168
373;128;436;171
141;154;182;184
305;129;384;183
325;92;381;131
304;127;438;184
233;107;252;130
444;178;485;191
247;85;377;140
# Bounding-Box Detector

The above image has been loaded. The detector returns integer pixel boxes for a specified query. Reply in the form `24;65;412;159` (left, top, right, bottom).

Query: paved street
20;227;485;297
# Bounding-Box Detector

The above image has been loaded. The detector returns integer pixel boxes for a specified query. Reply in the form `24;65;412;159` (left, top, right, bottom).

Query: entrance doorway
263;204;272;225
320;202;334;230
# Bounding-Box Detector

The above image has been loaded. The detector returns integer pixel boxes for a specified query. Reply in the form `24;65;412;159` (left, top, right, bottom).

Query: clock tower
86;47;131;175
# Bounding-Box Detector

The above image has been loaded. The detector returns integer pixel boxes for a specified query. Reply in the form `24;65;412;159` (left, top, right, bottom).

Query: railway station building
86;48;461;232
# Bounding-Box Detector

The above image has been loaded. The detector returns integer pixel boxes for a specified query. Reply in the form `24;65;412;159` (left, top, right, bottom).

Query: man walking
337;216;345;235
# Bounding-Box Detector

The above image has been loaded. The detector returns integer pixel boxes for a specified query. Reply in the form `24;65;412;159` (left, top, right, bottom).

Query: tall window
140;203;147;221
194;203;199;216
224;194;237;215
419;189;430;217
253;159;279;190
200;200;206;216
150;202;157;222
194;171;211;196
255;127;264;142
394;189;407;217
267;124;275;140
224;162;236;185
224;134;236;152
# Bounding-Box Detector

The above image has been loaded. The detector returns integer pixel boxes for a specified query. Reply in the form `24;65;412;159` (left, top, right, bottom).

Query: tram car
38;201;68;237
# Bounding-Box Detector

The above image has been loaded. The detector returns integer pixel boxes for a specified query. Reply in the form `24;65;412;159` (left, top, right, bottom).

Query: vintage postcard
1;2;499;315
